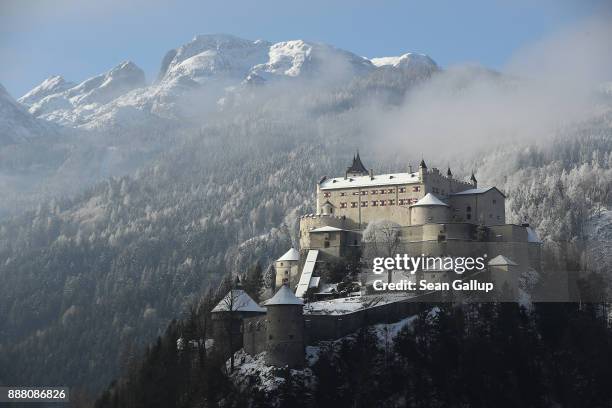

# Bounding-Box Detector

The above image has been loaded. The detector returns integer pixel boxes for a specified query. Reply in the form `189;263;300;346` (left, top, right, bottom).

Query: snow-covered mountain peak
370;52;438;71
0;82;57;145
250;39;374;80
158;34;270;83
18;75;75;107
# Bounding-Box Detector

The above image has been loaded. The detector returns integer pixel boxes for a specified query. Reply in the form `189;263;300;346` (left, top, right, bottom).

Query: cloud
367;15;612;164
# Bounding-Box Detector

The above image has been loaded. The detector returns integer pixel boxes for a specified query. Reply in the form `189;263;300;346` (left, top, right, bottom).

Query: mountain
22;61;145;127
0;83;57;145
18;76;75;106
19;35;437;130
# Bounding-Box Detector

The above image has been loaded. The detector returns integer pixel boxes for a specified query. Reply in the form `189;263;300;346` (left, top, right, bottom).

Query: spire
346;150;368;175
470;172;477;187
447;166;452;177
419;158;427;169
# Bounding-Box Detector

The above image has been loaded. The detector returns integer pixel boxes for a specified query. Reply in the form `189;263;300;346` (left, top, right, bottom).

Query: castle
210;153;542;368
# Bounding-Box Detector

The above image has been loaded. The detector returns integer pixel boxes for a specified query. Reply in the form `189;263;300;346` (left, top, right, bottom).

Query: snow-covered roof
526;227;542;243
211;289;267;313
310;226;345;233
410;193;448;207
295;250;319;298
452;186;506;197
488;255;518;266
264;284;304;306
277;247;300;262
309;277;321;288
319;172;420;190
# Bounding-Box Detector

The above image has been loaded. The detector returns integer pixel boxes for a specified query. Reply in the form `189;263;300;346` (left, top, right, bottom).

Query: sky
0;0;608;97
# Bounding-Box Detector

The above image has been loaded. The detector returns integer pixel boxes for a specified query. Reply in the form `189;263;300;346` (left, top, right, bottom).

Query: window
340;202;347;208
340;192;346;197
324;241;330;248
380;200;386;206
323;192;331;198
467;214;471;220
280;262;284;266
352;191;360;196
387;189;395;194
360;191;368;195
492;199;497;205
388;199;395;205
371;189;378;195
466;206;472;212
399;187;406;193
432;187;439;193
351;202;358;208
361;201;368;207
371;201;378;206
285;271;288;275
412;186;420;192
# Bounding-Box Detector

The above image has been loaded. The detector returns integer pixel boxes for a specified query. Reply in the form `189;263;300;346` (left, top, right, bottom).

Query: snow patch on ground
229;350;316;395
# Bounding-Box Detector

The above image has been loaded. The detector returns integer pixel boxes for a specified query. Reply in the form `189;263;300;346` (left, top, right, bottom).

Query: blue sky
0;0;607;97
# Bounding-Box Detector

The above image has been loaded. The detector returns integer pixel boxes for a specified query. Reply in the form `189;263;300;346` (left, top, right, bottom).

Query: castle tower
410;193;450;225
274;248;300;289
263;284;304;368
419;158;428;182
345;151;368;178
488;255;518;300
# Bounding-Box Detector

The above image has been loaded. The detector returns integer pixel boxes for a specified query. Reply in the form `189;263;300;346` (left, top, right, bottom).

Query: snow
18;76;75;106
264;284;304;306
24;61;146;127
370;52;438;71
250;40;374;80
276;247;299;262
295;250;319;298
319;172;420;190
16;34;434;131
0;83;57;145
229;350;316;395
451;186;504;196
488;254;518;266
309;225;345;232
411;193;448;207
304;294;409;315
211;289;267;312
526;227;542;243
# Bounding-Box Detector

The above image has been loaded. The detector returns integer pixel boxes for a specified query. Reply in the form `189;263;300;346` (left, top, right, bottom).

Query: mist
365;15;612;166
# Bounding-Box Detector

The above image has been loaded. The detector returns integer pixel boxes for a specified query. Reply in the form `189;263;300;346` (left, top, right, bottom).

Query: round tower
274;247;300;289
410;193;450;225
263;284;304;368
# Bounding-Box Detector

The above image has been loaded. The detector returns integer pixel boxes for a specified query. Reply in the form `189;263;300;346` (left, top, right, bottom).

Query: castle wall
304;292;439;342
449;189;505;225
243;315;268;356
299;214;350;251
318;182;423;228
